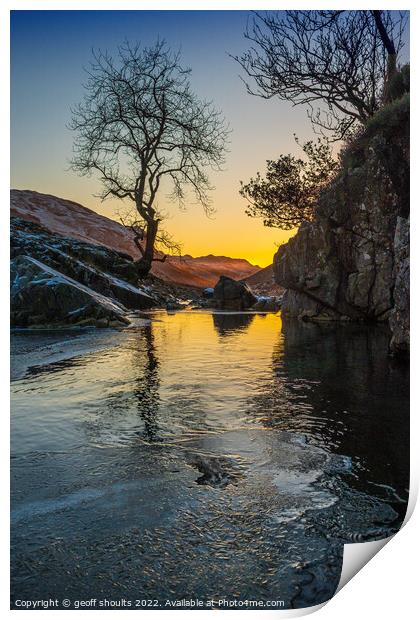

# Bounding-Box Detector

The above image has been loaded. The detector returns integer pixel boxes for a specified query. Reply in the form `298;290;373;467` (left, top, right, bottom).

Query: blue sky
10;10;410;265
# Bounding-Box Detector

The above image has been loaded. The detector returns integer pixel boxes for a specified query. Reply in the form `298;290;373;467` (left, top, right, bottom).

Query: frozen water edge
11;322;147;381
10;312;409;608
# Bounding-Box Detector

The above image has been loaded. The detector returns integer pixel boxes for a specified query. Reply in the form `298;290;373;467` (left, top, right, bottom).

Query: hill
11;190;260;288
244;264;283;296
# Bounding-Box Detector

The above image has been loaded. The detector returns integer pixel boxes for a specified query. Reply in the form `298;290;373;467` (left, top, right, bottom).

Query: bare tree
70;40;228;277
235;10;407;140
117;208;182;262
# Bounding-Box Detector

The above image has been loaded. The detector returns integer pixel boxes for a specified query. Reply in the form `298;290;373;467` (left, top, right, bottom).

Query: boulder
11;217;156;310
11;217;140;283
101;272;156;310
252;295;282;312
213;275;257;310
165;300;184;311
11;256;130;328
202;287;214;298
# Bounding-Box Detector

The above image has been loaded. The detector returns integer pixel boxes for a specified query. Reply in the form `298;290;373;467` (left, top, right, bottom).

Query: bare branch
69;39;229;276
233;10;408;139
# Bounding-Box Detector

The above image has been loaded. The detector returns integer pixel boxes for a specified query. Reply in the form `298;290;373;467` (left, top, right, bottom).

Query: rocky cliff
274;94;409;355
11;218;156;328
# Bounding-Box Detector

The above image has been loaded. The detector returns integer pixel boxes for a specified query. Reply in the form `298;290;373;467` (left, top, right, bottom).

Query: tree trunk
134;218;158;278
372;10;398;101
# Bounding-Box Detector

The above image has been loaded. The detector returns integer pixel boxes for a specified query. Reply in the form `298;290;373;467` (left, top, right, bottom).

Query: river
10;311;409;609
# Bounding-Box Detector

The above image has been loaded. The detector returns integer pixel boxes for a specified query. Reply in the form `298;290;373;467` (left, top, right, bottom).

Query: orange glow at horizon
11;10;307;267
18;169;298;267
82;191;297;268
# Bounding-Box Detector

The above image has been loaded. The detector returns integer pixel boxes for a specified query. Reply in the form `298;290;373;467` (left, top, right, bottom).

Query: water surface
11;312;409;609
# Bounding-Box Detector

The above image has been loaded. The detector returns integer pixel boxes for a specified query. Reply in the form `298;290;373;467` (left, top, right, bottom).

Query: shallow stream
11;312;409;608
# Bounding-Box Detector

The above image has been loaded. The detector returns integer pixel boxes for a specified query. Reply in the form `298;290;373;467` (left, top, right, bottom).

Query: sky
9;10;408;266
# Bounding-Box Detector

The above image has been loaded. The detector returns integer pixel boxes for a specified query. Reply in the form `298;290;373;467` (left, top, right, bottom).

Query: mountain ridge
10;189;261;288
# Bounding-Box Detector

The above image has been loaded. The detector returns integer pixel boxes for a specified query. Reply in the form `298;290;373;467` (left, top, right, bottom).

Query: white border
3;2;418;618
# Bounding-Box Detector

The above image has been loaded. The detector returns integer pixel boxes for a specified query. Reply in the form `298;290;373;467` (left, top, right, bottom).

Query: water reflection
212;312;255;336
131;325;161;442
10;312;410;608
247;319;409;515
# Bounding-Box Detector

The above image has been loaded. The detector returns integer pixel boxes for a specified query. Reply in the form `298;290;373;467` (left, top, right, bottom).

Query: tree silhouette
240;138;338;230
235;10;407;140
70;40;228;277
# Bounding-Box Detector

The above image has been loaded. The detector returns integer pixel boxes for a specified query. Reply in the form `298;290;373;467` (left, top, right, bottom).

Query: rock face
389;217;410;355
12;217;140;285
213;276;257;310
11;218;157;328
274;95;409;352
252;296;283;312
11;256;130;328
243;264;284;297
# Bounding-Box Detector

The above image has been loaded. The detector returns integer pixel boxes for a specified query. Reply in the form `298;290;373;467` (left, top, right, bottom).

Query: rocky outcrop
213;275;257;310
389;217;410;355
11;190;260;288
10;218;159;328
252;296;283;312
12;217;140;283
274;95;409;352
11;218;156;312
243;264;284;297
11;256;130;328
